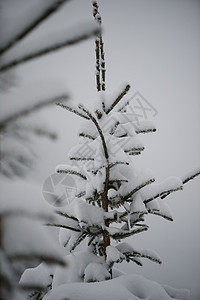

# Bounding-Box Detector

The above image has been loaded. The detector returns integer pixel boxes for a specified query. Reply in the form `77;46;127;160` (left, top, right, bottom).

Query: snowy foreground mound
43;274;189;300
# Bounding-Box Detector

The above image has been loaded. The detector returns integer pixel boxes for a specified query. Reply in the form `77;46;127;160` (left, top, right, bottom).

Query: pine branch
55;211;78;222
95;109;103;120
100;35;106;91
94;39;101;92
78;104;109;159
56;103;89;119
129;257;143;266
109;121;120;135
84;224;103;236
0;25;100;72
70;232;87;252
0;0;69;56
88;236;96;246
0;95;69;131
135;250;162;265
87;161;129;175
92;1;106;91
123;178;155;202
75;191;86;198
118;97;132;112
160;167;200;201
108;179;128;184
135;128;156;134
111;226;148;240
79;132;96;140
144;185;183;204
57;168;87;180
124;147;145;154
46;223;81;232
93;2;101;91
128;151;142;156
106;84;131;114
148;210;173;221
70;157;94;162
181;166;200;185
123;250;162;265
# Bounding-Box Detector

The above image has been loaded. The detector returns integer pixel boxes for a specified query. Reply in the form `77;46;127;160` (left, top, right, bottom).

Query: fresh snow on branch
142;176;183;204
181;166;200;185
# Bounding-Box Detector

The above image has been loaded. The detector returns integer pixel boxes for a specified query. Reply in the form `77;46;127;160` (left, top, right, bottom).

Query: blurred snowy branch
0;22;100;72
0;0;70;56
0;0;100;298
0;94;69;132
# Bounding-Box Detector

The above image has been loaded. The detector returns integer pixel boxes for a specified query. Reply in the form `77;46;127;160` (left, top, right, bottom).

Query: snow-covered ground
43;273;189;300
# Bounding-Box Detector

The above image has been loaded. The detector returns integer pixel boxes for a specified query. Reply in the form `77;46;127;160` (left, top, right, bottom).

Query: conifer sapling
46;1;200;283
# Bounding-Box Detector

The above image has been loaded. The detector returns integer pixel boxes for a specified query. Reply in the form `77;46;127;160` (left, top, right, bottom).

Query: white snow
20;262;55;289
106;246;125;265
78;121;98;140
52;251;105;287
84;263;110;282
115;242;135;254
74;199;104;227
44;274;189;300
58;198;104;228
130;193;147;214
141;176;183;202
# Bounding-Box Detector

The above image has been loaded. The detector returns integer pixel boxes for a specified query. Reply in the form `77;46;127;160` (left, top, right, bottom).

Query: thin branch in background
0;94;69;131
0;26;100;72
0;0;70;55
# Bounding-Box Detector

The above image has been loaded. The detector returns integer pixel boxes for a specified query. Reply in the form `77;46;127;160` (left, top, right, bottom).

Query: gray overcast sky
3;0;200;299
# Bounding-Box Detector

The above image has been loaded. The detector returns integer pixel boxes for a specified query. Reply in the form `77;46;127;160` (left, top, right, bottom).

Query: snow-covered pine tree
44;1;200;284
